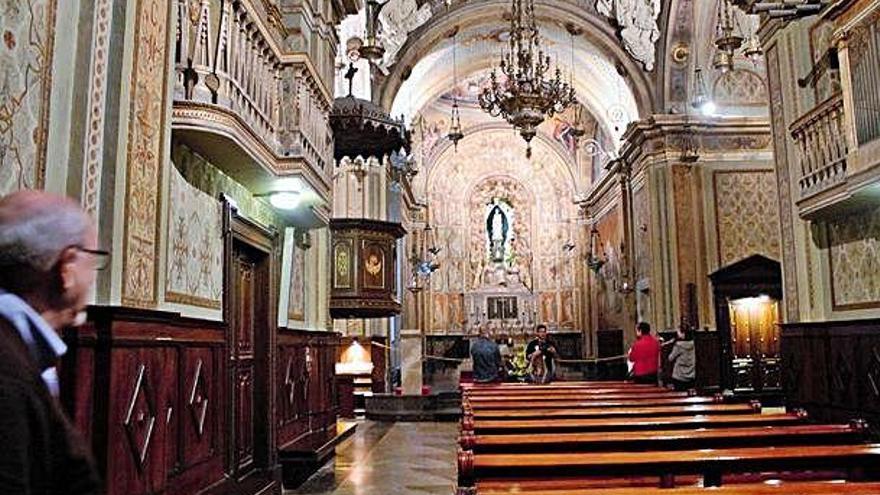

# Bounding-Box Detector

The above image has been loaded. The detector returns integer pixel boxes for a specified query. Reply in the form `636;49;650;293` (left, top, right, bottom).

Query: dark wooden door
230;242;270;476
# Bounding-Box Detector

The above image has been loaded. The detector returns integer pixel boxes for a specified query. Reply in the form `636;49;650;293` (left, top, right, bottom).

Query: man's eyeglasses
73;246;111;270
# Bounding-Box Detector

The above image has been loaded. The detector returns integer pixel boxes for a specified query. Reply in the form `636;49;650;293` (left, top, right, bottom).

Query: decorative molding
766;46;800;320
123;363;157;472
122;0;171;308
82;0;112;217
596;0;661;71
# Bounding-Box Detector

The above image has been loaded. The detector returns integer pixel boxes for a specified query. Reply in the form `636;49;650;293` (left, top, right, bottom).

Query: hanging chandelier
447;28;464;150
712;0;743;73
478;0;576;158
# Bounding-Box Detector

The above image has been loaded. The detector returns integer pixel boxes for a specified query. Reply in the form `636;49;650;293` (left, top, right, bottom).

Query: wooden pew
463;402;762;421
458;423;866;453
464;396;720;410
472;480;880;495
464;391;692;401
462;381;642;391
456;443;880;489
462;412;806;435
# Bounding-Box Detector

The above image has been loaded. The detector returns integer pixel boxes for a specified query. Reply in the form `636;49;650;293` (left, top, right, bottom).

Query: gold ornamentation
365;254;382;276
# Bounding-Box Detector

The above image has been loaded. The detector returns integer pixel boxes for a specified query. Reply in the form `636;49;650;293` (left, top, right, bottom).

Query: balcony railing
790;92;848;199
173;0;332;175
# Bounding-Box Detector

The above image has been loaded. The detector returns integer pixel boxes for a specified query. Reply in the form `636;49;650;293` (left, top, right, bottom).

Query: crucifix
344;62;358;96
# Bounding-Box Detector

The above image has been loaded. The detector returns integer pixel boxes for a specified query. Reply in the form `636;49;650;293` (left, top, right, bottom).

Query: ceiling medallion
478;0;576;158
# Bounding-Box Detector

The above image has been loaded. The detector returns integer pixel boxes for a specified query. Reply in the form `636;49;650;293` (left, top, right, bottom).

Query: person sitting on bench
471;326;503;383
526;324;557;384
669;326;696;390
628;322;660;385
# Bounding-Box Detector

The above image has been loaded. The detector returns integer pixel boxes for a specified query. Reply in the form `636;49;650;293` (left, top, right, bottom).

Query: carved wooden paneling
107;347;177;495
782;320;880;433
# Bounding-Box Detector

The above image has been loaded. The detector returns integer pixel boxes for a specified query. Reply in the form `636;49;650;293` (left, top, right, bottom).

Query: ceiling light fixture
478;0;576;158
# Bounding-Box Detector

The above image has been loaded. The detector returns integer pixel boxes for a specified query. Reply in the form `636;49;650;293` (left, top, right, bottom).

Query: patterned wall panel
828;206;880;310
713;170;781;267
288;243;306;320
121;0;171;307
673;165;698;320
165;165;222;308
0;0;57;194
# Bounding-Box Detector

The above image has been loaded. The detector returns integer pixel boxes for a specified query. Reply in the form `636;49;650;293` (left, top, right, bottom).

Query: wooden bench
462;381;643;390
471;480;880;495
464;396;720;410
456;443;880;489
464;402;761;421
458;423;867;453
462;412;807;434
464;391;693;402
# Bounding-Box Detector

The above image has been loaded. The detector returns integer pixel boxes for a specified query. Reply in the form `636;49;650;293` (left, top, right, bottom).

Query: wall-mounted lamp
255;177;304;211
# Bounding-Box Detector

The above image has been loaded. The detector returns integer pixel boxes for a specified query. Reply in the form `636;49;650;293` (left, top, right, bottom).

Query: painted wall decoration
165;165;222;309
713;170;781;267
594;205;624;331
828;206;880;310
289;243;306;320
713;69;768;107
633;184;652;282
171;144;278;227
0;0;57;195
122;0;171;308
672;165;698;320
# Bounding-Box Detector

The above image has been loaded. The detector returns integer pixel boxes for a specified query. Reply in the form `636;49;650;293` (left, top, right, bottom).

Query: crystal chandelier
478;0;576;158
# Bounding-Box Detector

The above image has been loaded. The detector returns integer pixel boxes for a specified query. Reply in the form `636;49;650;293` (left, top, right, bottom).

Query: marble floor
285;421;459;495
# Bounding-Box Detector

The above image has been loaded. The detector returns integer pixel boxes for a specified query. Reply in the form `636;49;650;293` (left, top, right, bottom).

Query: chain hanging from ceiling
478;0;576;158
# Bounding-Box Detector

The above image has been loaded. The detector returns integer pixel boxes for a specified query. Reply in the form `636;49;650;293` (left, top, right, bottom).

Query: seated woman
668;327;696;390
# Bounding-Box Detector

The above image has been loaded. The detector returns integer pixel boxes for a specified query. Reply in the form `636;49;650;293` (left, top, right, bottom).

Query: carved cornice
617;115;772;167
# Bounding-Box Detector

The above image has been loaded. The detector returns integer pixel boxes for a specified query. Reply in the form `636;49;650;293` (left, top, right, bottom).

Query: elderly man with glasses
0;190;104;495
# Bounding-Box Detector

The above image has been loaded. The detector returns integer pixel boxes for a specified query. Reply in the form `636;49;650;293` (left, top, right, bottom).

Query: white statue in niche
596;0;661;71
485;198;514;264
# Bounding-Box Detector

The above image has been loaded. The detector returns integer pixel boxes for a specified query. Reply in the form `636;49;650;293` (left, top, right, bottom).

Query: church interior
3;0;880;493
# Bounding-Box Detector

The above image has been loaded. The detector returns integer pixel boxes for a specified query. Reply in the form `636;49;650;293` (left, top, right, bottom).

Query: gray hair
0;191;91;292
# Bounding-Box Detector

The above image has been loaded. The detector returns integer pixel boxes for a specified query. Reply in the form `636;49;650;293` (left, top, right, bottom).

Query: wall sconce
586;226;606;274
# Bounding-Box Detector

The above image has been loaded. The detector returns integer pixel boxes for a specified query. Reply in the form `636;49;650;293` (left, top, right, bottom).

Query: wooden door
230;241;270;476
728;298;780;391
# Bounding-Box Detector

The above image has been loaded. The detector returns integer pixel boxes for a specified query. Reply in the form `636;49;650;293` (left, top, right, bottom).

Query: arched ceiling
379;0;659;150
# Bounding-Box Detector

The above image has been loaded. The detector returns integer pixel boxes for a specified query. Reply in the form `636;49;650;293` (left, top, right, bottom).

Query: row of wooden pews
456;381;880;494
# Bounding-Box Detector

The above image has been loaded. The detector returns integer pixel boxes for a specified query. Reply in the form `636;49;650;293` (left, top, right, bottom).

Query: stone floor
285;421;458;495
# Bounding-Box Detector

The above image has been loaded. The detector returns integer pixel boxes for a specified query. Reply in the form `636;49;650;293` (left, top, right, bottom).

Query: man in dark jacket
470;327;503;383
0;190;103;494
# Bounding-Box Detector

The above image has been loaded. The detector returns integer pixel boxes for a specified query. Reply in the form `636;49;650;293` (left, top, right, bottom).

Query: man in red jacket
628;322;660;384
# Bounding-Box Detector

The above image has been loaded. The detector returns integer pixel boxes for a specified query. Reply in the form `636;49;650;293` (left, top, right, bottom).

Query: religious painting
288;244;306;320
539;292;557;324
448;293;464;329
432;293;447;332
333;240;353;289
362;242;385;289
560;291;574;327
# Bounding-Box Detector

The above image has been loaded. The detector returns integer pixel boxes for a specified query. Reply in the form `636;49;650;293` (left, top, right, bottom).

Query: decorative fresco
289;242;306;320
122;0;170;308
171;144;278;227
828;206;880;310
672;164;698;319
632;184;652;282
0;0;56;195
713;171;781;267
713;69;768;108
165;165;223;309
